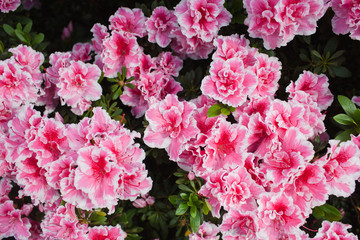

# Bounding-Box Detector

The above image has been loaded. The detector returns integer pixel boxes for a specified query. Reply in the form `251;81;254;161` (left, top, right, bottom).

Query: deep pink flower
0;0;20;12
102;30;142;77
147;6;178;48
189;221;219;240
201;58;258;107
154;51;183;77
109;7;147;38
331;0;360;40
88;225;127;240
287;71;333;110
174;0;232;42
90;23;109;54
313;220;358;240
46;51;72;85
57;60;102;115
143;94;199;161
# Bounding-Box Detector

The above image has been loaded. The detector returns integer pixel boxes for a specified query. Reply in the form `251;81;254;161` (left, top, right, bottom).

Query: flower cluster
331;0;360;40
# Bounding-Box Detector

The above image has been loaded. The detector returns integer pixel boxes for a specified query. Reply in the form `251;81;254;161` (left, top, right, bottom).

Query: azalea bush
1;0;360;239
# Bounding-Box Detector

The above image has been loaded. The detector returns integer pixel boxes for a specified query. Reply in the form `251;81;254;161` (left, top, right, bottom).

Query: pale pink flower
213;34;258;66
133;198;147;208
120;71;182;118
109;7;147;38
46;153;76;190
0;200;32;240
189;221;219;240
61;21;73;40
287;71;333;110
201;58;258;107
313;220;358;240
318;140;360;197
90;23;109;54
46;51;72;85
257;192;304;240
74;146;121;209
174;0;232;42
331;0;360;40
102;30;142;77
0;0;20;12
147;6;178;48
0;178;12;197
220;210;259;240
250;53;281;98
154;51;183;77
71;43;92;62
57;60;102;115
143;94;199;161
88;225;127;240
352;96;360;106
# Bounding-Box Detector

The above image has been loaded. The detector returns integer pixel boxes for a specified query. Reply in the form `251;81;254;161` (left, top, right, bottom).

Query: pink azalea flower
74;146;121;209
331;0;360;40
71;43;92;62
170;28;216;60
204;119;248;171
61;21;73;40
144;94;199;161
0;200;32;240
109;7;147;38
0;0;21;12
313;220;358;240
257;192;304;240
352;96;360;106
45;51;72;85
220;210;259;240
287;71;333;110
201;58;258;107
0;59;39;108
22;0;41;10
120;71;182;118
250;53;282;98
189;221;219;240
146;6;178;48
90;23;109;54
318;140;360;197
213;34;258;67
102;30;142;77
57;60;102;115
27;117;69;168
88;225;127;240
174;0;232;42
15;153;60;205
154;51;183;77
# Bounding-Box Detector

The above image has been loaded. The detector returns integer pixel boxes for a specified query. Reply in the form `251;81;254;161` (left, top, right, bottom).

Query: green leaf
338;95;357;117
311;50;322;59
354;109;360;123
16;23;22;31
324;37;338;55
314;65;322;74
335;129;354;142
190;206;197;218
126;76;135;82
190;210;201;233
3;24;15;37
303;36;311;45
121;66;127;80
207;103;223;117
333;114;355;126
312;204;342;221
299;53;310;62
110;84;119;92
180;193;188;200
0;41;3;53
329;50;345;60
125;83;136;89
168;195;181;205
173;172;184;177
32;33;44;45
23;21;32;33
332;66;352;78
202;202;210;215
112;87;122;100
107;78;119;83
229;106;236;112
175;203;188;215
221;107;231;115
126;233;142;240
178;184;193;192
14;29;27;43
111;108;123;117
